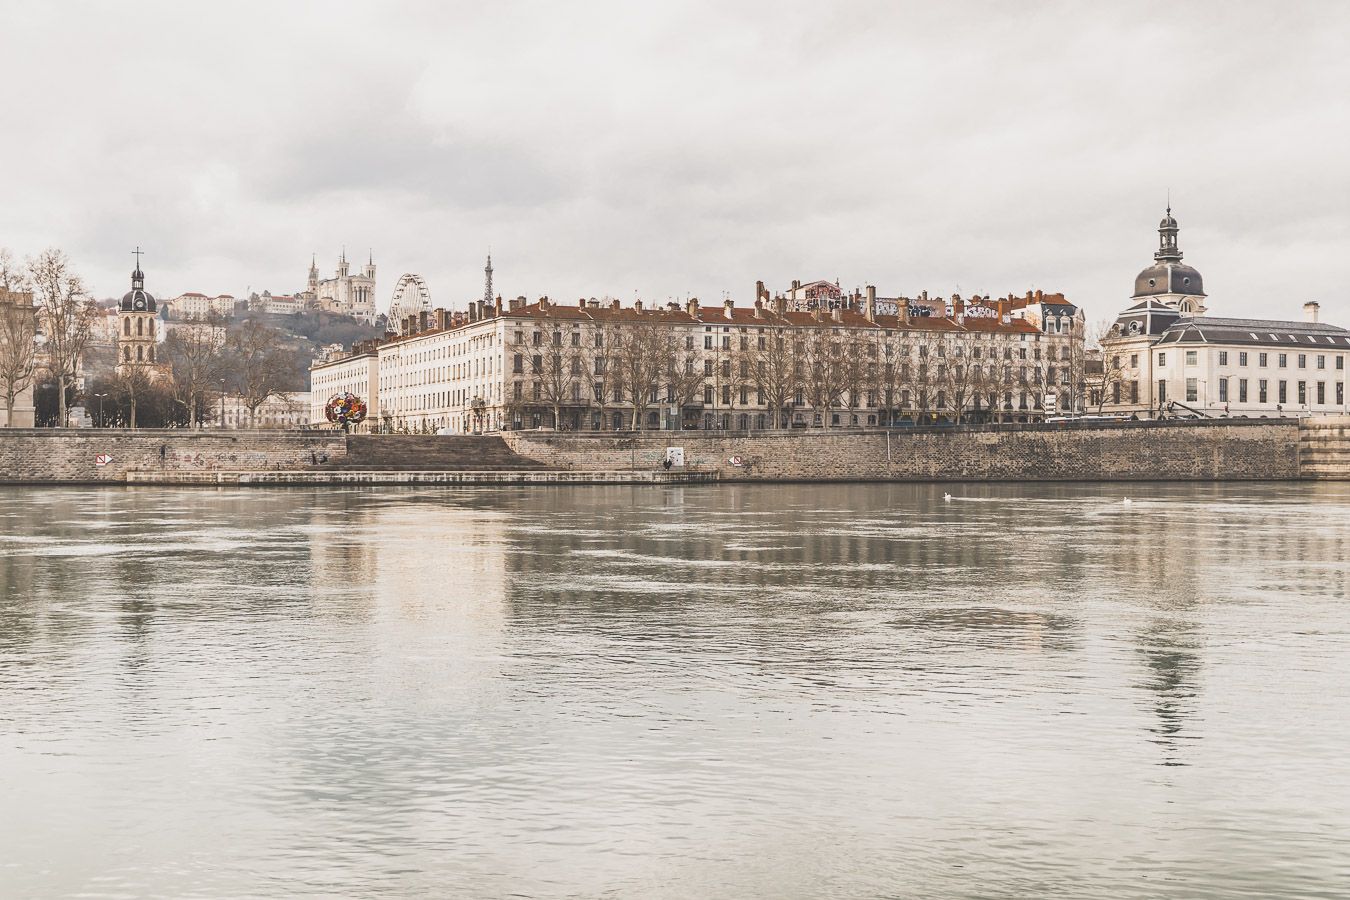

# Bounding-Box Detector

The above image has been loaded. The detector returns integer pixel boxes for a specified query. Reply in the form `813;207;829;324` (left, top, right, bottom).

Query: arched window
136;346;143;361
136;318;143;336
123;318;130;336
123;345;131;361
148;347;155;363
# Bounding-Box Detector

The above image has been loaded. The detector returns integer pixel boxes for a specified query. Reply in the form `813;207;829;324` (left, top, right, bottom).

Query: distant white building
165;292;238;321
214;391;312;429
250;291;305;316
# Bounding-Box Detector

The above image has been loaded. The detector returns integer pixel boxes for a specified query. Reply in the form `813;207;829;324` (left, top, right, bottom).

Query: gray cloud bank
1;0;1346;323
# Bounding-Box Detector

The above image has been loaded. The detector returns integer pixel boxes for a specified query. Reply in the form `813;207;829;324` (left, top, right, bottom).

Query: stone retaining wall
502;420;1303;482
0;429;347;483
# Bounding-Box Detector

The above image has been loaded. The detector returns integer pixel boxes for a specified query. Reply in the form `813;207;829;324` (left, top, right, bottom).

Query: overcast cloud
2;0;1347;323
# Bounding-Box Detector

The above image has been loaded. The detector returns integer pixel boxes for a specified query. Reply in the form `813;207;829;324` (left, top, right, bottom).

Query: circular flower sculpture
325;392;368;431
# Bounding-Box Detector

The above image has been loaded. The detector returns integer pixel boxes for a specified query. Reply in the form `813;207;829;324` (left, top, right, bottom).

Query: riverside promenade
1;418;1348;484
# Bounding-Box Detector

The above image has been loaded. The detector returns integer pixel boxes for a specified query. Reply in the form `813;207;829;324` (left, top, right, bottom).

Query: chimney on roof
755;280;766;303
610;298;620;311
998;299;1010;324
587;299;599;309
774;295;786;316
791;279;800;304
1304;301;1320;323
1026;290;1033;302
831;306;843;323
686;297;699;316
753;298;765;319
723;298;734;319
812;305;823;322
900;297;910;325
419;310;430;332
578;297;587;308
865;285;877;323
539;297;550;311
921;290;928;303
635;299;643;312
1035;289;1044;302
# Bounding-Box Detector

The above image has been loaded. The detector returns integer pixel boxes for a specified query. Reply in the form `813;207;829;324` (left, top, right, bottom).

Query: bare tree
751;325;796;429
28;249;95;427
799;325;844;426
662;329;704;430
537;343;587;429
611;316;666;429
163;317;228;426
0;252;37;427
836;330;871;426
226;319;292;427
1080;318;1123;413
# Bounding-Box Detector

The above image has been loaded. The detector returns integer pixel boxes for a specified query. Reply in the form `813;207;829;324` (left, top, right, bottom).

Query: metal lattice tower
484;253;493;304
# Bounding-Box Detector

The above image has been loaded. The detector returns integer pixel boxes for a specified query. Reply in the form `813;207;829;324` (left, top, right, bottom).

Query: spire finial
368;248;373;266
132;246;144;270
1166;187;1171;216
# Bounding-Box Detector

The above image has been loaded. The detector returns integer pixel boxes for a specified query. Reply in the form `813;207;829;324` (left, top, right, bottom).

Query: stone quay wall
0;429;347;484
502;420;1304;482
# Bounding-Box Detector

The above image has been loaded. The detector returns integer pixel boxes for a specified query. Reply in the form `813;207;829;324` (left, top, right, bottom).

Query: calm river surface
1;483;1348;898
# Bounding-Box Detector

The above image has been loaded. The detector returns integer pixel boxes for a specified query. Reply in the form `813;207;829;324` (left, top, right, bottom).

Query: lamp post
94;393;107;428
220;379;226;429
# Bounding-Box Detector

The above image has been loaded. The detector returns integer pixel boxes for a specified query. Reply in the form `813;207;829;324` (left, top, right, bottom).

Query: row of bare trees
505;317;1091;429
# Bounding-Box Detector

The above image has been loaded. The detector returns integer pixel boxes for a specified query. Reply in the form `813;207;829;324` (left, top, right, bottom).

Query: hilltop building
308;251;377;324
1101;210;1348;418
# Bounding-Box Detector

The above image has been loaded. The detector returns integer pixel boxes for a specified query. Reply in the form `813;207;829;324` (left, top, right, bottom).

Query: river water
1;483;1347;898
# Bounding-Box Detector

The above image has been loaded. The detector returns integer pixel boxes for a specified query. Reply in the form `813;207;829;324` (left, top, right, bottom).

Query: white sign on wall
665;447;684;467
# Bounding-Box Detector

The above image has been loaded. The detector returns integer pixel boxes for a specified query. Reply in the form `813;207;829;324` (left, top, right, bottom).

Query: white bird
943;492;952;502
1122;498;1132;505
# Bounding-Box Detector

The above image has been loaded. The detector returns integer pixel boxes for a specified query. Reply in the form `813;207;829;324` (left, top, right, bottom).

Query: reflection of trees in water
1134;616;1203;766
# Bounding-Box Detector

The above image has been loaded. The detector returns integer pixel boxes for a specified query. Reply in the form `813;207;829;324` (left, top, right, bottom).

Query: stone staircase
327;434;553;472
1298;416;1350;478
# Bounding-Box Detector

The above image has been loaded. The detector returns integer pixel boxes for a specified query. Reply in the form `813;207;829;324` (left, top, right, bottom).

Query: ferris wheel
388;273;432;325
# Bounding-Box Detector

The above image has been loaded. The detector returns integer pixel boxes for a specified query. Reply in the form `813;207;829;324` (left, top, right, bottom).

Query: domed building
116;253;168;379
1131;209;1207;314
1101;210;1348;420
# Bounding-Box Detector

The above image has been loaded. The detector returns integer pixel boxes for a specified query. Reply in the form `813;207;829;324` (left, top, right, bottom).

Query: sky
1;0;1347;324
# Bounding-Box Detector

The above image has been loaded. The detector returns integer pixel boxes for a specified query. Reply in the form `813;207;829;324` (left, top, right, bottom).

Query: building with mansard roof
1101;211;1347;418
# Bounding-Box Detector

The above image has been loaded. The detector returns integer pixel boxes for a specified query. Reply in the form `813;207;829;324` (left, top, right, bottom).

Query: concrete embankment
503;419;1311;482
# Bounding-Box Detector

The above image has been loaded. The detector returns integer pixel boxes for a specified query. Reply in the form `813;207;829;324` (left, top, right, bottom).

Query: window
1259;352;1268;367
704;336;712;349
704;386;714;405
1298;381;1307;405
1298;354;1307;369
1317;354;1326;369
1186;378;1198;402
532;332;541;346
1338;356;1345;370
512;353;523;374
1218;351;1228;366
1317;382;1326;405
1240;351;1248;366
1130;353;1138;368
1112;383;1121;404
1130;381;1139;404
1218;378;1228;402
571;332;581;347
1278;353;1287;368
1157;380;1167;403
1338;383;1344;405
1185;350;1198;366
704;360;713;376
1258;379;1267;403
685;335;694;351
1158;352;1166;367
1279;381;1288;404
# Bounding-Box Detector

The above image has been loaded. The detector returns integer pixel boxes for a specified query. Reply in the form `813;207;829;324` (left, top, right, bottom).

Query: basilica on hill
1101;210;1348;418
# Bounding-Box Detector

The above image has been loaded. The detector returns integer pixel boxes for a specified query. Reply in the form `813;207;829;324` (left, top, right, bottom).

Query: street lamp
94;393;107;428
220;379;227;429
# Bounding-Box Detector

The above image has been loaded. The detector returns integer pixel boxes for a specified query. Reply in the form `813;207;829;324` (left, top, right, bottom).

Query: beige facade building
216;391;311;429
311;288;1080;434
164;292;238;321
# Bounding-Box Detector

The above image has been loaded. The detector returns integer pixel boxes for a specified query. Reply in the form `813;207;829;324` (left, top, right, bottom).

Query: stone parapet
0;429;347;483
502;420;1304;482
